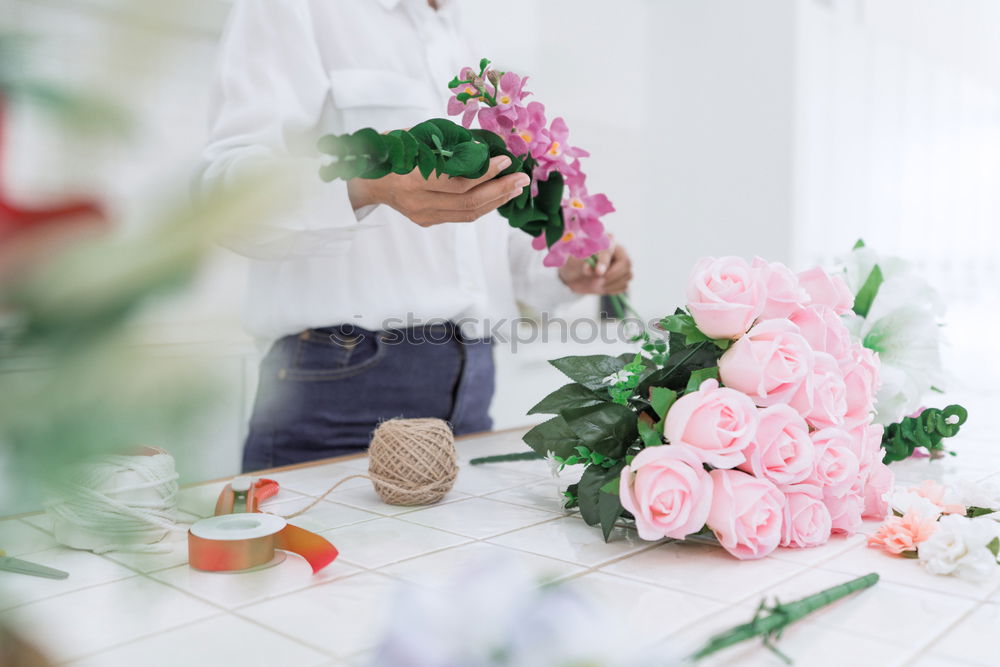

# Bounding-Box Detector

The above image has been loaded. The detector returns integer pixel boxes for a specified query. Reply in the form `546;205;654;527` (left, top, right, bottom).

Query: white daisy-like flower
602;370;633;386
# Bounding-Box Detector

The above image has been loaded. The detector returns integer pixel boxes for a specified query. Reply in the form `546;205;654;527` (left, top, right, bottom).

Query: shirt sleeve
507;226;581;314
200;0;369;260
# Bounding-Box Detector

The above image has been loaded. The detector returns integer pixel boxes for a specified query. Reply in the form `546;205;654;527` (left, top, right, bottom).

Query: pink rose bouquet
516;253;911;560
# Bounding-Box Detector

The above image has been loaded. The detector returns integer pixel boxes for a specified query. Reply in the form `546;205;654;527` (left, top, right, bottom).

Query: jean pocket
280;329;386;382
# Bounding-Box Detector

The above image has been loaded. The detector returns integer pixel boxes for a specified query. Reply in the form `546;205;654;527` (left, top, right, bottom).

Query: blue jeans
242;323;495;472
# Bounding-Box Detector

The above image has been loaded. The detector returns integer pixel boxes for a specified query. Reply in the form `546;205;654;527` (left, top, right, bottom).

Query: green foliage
527;383;605;415
881;405;969;463
576;462;626;541
649;387;678;420
522;415;579;460
686;366;720;394
660;312;731;350
608;354;646;405
318;119;566;247
549;354;631;391
853;264;884;318
561;403;638;459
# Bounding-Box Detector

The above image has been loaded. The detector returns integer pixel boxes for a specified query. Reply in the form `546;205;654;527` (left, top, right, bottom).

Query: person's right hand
346;156;530;226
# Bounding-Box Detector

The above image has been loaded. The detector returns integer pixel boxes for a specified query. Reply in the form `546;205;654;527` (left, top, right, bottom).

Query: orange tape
188;478;338;574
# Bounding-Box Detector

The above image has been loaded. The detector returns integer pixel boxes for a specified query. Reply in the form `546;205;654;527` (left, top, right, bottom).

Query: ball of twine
367;418;458;506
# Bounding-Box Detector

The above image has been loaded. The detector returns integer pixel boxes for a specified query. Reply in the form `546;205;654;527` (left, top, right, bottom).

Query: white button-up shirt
202;0;576;346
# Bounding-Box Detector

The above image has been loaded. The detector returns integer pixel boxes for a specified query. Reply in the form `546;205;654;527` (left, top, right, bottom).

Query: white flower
890;489;943;520
955;477;1000;514
602;370;633;386
918;515;1000;582
837;245;946;425
544;450;563;479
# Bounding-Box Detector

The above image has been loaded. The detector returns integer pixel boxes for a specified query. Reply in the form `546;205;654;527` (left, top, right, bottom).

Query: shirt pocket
328;68;437;133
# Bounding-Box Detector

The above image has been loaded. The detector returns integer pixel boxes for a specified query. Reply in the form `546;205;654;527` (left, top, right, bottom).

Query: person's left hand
558;243;633;295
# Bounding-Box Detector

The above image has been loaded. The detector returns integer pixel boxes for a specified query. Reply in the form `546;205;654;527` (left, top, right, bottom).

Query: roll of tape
188;513;286;572
188;482;339;574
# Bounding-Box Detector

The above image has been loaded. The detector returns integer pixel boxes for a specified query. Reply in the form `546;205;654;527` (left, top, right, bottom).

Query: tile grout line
896;599;986;666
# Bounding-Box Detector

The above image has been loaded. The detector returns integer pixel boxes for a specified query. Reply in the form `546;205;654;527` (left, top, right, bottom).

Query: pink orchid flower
447;67;483;129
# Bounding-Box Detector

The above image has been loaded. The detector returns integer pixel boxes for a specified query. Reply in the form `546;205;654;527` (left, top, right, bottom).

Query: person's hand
558;242;633;295
346;156;529;226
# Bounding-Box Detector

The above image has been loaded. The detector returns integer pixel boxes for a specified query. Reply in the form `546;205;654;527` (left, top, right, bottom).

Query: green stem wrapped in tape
691;573;879;663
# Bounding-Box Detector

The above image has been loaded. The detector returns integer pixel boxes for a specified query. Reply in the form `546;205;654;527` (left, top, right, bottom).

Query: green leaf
853;264;884;318
386;129;418;174
660;312;731;350
987;536;999;557
479;57;491;72
686;366;720;394
969;507;999;519
650;387;677;420
522;416;579;460
853;238;866;250
527;383;606;416
598;486;625;542
469;129;506;155
416;142;436;179
428;117;471;147
409;120;444;148
637;418;662;447
549;355;628;391
600;477;621;495
534;172;564;213
561;402;638;459
440;140;489;176
577;465;605;526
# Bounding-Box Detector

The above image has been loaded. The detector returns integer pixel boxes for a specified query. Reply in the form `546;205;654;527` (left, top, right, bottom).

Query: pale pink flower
686;257;766;339
868;511;938;555
618;445;714;541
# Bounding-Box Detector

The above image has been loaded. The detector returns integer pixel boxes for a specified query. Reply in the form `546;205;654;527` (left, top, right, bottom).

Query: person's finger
593;243;615;277
425;155;513;193
603;247;632;282
437;185;526;223
441;172;529;217
602;273;632;295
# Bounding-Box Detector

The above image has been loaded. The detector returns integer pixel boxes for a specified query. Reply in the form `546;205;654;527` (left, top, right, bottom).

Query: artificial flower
737;404;814;486
685;256;766;339
707;469;785;560
797;267;854;315
918;515;1000;582
618;444;714;541
868;511;938;555
780;483;832;548
753;257;811;320
718;319;814;407
663;378;758;469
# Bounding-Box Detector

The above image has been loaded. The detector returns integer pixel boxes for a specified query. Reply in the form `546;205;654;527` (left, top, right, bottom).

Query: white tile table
2;425;998;666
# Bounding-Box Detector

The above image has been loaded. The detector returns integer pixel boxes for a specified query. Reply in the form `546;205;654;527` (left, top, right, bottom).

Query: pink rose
789;305;852;362
686;256;766;339
824;489;863;535
719;319;814;407
846;420;885;476
753;257;810;320
808;428;861;496
862;460;893;519
780;483;832;548
618;445;713;541
707;469;785;560
664;378;758;468
841;344;880;428
738;404;814;485
797;267;854;315
789;352;848;430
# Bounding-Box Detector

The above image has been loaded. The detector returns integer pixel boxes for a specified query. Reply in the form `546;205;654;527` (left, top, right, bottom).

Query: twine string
277;418;458;518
